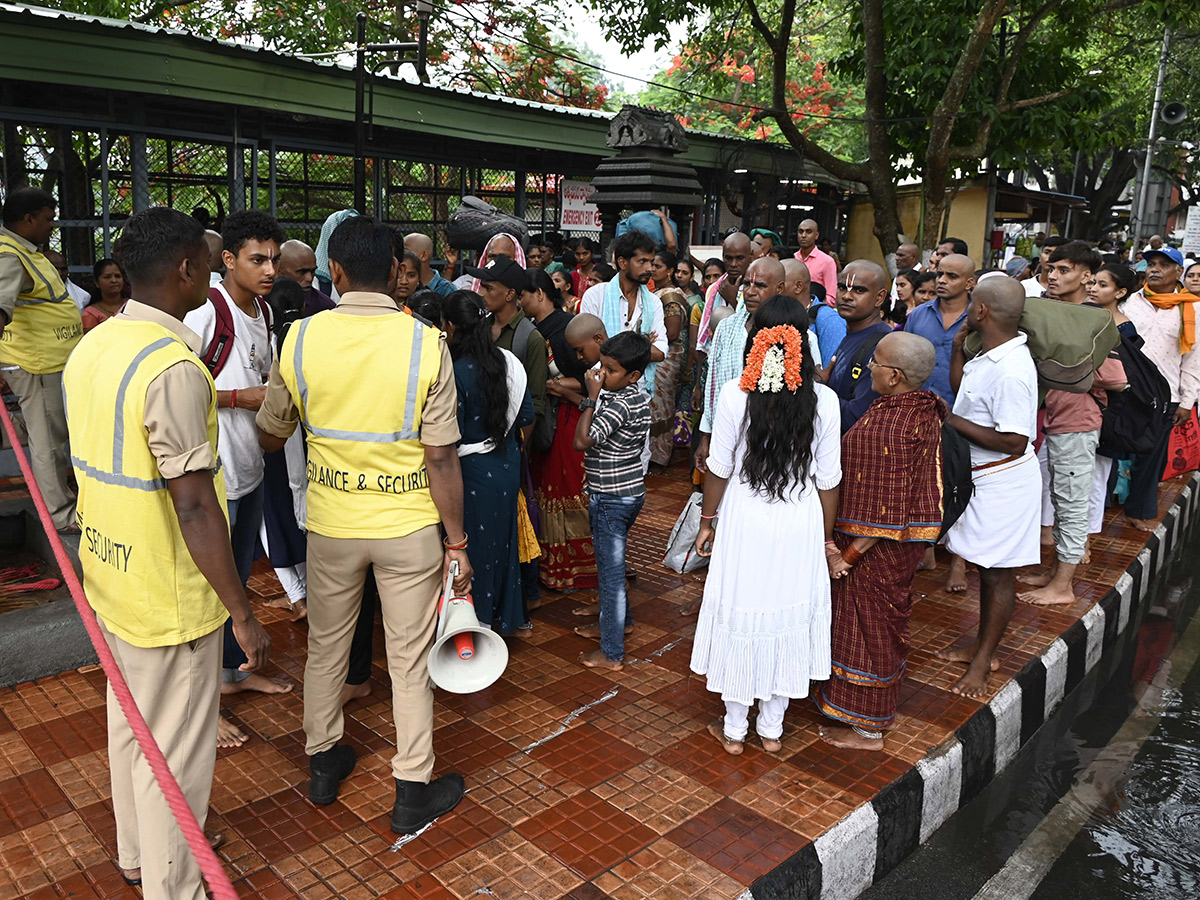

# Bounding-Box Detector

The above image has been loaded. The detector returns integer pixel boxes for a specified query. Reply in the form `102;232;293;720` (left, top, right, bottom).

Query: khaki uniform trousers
6;367;75;529
304;524;442;782
100;618;221;900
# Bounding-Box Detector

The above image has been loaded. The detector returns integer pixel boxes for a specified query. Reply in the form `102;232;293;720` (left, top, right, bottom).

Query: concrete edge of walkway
746;471;1200;900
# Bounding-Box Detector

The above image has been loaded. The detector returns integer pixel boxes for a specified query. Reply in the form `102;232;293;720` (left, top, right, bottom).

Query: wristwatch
579;397;597;411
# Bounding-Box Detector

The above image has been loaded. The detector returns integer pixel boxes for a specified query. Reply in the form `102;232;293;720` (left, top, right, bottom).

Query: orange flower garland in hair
739;325;804;394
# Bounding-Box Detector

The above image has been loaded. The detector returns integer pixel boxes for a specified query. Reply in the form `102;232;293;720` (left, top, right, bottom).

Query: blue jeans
589;492;644;661
222;481;265;678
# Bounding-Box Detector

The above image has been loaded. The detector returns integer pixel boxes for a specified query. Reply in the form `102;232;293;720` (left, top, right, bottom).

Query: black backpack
1096;332;1171;456
939;421;974;538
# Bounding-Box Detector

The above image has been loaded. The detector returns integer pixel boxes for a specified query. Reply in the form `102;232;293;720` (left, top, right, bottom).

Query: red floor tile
656;729;781;794
516;790;658;879
665;797;806;884
528;723;648;789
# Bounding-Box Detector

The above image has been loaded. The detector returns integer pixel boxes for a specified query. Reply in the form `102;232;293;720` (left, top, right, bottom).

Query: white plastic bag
662;491;709;574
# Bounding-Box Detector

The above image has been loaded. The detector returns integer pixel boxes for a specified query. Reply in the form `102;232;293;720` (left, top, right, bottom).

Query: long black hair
739;295;818;501
443;290;510;447
526;267;564;310
264;277;307;355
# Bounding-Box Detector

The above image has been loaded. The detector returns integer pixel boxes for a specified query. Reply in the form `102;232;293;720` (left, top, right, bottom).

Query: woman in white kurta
691;296;843;755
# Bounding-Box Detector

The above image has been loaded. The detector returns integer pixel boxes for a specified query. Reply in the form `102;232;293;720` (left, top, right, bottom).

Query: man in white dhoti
938;277;1040;697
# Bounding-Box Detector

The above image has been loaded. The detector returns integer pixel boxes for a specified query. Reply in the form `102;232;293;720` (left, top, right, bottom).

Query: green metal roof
0;2;838;181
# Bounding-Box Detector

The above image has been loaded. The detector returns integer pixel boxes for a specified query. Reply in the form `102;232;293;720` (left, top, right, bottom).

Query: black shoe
309;744;356;805
391;774;465;834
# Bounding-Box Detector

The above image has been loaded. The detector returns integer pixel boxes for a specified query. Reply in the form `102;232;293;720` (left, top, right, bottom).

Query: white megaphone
427;561;509;694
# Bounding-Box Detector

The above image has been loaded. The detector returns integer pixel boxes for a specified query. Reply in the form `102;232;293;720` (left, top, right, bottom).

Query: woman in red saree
819;332;944;751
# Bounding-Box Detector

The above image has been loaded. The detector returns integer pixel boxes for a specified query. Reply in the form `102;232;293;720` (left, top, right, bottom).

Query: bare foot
679;597;702;617
1080;548;1091;566
290;599;308;621
579;649;623;671
221;673;293;696
571;604;598;617
1040;525;1055;546
934;642;1000;671
950;663;992;698
919;546;938;571
945;556;968;593
1018;584;1079;606
1018;570;1054;588
341;681;371;706
1126;517;1155;532
819;724;885;751
264;595;293;610
706;722;743;755
760;737;783;753
217;716;248;749
573;623;633;639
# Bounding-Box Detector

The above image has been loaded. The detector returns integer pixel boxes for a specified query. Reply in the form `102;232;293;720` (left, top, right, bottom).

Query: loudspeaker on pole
1162;102;1187;125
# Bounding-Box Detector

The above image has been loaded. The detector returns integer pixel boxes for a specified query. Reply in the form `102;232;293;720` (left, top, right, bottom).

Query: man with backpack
821;259;893;433
184;210;292;735
1121;246;1200;530
1019;241;1126;607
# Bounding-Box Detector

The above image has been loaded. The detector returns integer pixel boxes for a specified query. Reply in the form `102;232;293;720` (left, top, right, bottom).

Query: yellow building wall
845;186;990;271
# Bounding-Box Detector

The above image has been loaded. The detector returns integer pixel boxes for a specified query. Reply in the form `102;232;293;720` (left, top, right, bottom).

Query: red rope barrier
0;401;240;900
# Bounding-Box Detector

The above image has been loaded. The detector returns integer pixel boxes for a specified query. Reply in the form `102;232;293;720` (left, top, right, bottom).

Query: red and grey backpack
200;287;272;378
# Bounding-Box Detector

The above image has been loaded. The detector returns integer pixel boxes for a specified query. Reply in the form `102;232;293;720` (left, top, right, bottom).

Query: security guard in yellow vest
0;188;83;531
63;208;270;900
257;215;472;834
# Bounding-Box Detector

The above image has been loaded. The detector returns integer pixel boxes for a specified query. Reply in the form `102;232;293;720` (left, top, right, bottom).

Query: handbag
672;408;694;447
530;396;560;453
1161;407;1200;480
661;491;709;574
445;195;531;252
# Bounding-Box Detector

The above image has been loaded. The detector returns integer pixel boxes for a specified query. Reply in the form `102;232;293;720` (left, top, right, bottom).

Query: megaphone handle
437;560;460;640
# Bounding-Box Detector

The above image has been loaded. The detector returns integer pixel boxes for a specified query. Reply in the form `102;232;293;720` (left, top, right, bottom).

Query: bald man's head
878;332;936;388
404;232;433;261
895;242;921;271
781;258;811;304
722;232;752;280
278;239;317;290
836;260;889;327
935;253;976;304
970;275;1025;331
744;257;786;313
796;218;819;251
204;230;223;278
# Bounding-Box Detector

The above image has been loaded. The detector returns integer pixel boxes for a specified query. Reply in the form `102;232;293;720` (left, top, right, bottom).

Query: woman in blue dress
443;290;535;633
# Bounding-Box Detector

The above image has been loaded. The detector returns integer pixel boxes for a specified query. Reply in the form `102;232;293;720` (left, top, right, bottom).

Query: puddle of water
864;523;1200;900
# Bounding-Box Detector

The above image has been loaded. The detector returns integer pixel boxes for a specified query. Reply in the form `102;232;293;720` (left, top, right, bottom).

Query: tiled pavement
0;464;1190;900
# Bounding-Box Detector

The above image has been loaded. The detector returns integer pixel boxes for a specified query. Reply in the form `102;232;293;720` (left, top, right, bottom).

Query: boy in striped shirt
573;331;652;671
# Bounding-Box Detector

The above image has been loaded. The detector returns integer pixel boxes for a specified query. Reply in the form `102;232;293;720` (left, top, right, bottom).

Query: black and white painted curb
739;471;1200;900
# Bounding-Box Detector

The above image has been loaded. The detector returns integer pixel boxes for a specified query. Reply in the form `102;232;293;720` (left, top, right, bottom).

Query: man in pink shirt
793;219;838;305
1019;241;1125;607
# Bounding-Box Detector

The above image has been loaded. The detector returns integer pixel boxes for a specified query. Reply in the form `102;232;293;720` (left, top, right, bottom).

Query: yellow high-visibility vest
0;236;82;373
279;309;443;539
63;318;229;648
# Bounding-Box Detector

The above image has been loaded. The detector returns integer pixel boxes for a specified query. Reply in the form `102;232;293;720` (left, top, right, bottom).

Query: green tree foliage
600;0;1200;256
43;1;612;109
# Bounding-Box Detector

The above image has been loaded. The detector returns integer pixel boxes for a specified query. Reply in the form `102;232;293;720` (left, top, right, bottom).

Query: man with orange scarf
1122;245;1200;529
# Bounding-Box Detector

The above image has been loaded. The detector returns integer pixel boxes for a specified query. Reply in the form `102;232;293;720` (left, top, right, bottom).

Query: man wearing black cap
1122;245;1199;530
463;254;548;430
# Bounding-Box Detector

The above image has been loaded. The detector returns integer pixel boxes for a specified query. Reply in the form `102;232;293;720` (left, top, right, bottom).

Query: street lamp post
1132;27;1171;250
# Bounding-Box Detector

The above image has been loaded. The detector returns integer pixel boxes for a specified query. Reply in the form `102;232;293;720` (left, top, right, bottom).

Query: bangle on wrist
842;544;864;566
699;514;716;521
443;534;468;550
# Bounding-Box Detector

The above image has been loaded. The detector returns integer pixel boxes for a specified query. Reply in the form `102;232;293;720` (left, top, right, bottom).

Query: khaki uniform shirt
257;291;459;447
0;225;40;324
118;300;220;478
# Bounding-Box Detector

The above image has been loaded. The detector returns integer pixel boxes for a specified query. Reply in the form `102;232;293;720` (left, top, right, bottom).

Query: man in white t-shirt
185;211;292;735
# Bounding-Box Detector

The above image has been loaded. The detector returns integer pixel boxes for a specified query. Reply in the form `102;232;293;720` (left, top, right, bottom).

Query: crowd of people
1;181;1193;900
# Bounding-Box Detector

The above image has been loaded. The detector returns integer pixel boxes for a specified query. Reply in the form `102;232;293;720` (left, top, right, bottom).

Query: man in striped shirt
574;331;652;672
